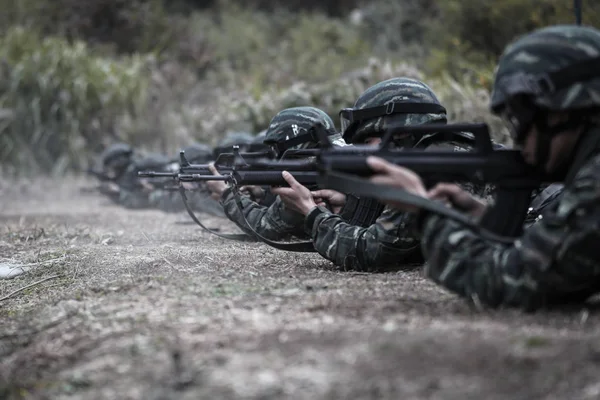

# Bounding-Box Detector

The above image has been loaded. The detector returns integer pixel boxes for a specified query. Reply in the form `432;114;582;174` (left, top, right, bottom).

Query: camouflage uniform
95;143;144;207
306;78;489;271
219;107;347;240
419;25;600;310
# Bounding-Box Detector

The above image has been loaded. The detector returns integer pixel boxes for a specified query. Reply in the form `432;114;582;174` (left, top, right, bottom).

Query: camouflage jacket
220;187;308;240
305;139;491;272
420;127;600;310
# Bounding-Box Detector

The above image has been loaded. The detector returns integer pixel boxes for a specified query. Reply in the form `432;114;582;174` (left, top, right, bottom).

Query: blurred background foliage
0;0;598;175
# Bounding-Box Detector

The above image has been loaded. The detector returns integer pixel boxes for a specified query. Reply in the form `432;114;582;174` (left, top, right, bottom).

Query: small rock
0;263;30;279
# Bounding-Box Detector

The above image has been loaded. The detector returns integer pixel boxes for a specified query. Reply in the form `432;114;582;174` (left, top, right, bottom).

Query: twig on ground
0;275;62;303
0;254;68;268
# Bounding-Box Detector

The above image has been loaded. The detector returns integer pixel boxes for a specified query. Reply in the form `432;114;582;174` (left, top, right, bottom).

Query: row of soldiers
91;24;600;311
90;131;270;216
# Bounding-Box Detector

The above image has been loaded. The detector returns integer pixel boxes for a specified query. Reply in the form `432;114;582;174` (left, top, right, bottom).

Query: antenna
574;0;582;25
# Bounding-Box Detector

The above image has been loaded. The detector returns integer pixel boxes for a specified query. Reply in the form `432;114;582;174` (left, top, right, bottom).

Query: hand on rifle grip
311;189;346;214
271;171;318;216
206;163;228;200
366;156;427;212
427;183;487;217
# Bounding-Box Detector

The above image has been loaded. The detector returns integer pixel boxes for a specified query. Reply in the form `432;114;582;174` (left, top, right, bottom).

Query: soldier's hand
206;163;228;200
366;156;426;212
427;183;487;217
139;178;155;192
271;171;317;215
181;182;196;190
101;182;120;194
240;185;265;202
311;189;346;214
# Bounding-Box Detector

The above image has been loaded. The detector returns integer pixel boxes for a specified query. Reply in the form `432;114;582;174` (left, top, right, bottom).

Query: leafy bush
0;0;178;55
0;27;152;174
189;5;370;86
138;58;509;150
427;0;600;86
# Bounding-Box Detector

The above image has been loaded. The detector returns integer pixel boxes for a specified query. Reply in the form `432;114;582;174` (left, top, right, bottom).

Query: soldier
99;148;172;209
363;25;600;309
205;106;347;241
273;78;490;271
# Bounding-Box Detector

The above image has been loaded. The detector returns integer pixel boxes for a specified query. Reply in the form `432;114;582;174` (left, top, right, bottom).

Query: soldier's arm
305;206;421;271
420;156;600;310
220;188;307;240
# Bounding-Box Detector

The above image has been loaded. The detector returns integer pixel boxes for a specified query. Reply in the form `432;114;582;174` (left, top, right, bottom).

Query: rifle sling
231;186;317;252
319;171;518;245
178;185;254;241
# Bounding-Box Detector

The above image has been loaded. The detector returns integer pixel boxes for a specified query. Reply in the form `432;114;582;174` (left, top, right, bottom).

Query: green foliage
194;6;369;86
0;27;152;174
427;0;600;86
6;0;579;173
0;0;178;55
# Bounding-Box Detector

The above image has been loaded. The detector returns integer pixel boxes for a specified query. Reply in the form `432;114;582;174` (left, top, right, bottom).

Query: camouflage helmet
182;142;213;164
491;25;600;114
134;153;172;171
263;107;347;156
101;143;133;171
341;77;447;144
214;131;254;157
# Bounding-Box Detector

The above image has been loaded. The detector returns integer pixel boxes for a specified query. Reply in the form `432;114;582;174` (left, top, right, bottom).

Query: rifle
154;122;548;247
136;146;328;251
309;122;551;243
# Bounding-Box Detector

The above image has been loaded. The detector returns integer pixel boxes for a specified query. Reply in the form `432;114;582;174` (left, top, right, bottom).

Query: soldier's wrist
304;205;329;233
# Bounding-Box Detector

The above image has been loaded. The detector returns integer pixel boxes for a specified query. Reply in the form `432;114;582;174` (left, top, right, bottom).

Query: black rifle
161;122;551;246
136;147;328;250
310;122;552;243
208;122;550;242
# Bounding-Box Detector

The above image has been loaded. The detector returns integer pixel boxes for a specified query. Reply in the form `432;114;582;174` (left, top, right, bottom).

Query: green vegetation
0;0;598;174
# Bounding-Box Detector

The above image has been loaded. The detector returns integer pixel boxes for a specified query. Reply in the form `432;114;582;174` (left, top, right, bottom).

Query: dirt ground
1;178;600;400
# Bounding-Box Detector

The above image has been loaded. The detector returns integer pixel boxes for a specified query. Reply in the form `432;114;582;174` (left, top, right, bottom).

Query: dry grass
1;179;599;399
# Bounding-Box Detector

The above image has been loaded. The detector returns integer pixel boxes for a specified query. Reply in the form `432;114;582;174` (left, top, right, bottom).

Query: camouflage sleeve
420;155;600;310
305;205;421;271
220;188;307;240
